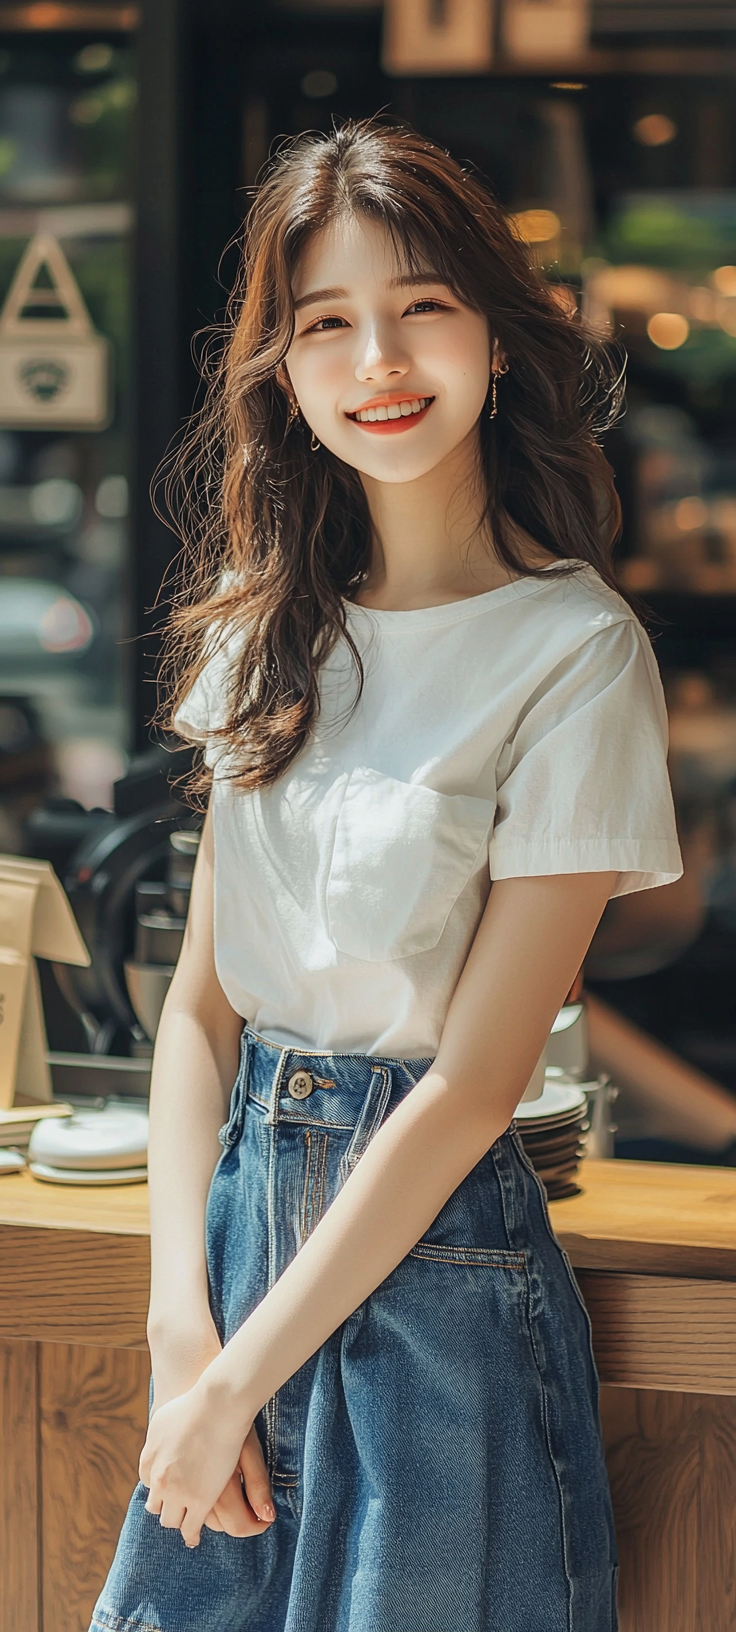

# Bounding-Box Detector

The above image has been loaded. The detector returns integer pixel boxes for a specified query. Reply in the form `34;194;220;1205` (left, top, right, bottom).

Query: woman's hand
139;1374;275;1548
199;1424;276;1538
146;1319;275;1541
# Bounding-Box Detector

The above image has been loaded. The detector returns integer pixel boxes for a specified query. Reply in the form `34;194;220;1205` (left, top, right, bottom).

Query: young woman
91;121;681;1632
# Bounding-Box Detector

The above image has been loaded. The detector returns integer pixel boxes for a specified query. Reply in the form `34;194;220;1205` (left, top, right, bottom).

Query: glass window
0;32;134;850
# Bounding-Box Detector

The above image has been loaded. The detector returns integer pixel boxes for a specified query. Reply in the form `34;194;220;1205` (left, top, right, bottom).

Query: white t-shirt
174;562;682;1057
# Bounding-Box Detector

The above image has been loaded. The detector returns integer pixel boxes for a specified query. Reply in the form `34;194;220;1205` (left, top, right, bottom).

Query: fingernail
260;1502;275;1522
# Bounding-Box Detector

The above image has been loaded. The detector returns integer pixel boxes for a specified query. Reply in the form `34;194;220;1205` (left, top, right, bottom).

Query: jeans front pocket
409;1240;527;1270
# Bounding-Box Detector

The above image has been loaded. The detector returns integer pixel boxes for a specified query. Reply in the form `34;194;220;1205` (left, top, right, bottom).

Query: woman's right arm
146;800;243;1402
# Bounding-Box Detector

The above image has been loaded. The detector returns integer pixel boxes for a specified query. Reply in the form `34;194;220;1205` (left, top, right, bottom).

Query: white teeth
353;397;432;422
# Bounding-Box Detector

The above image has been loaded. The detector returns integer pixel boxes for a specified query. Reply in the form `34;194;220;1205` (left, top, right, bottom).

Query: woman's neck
355;429;518;611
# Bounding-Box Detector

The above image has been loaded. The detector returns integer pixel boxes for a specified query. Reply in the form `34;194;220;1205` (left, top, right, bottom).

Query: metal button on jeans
288;1069;313;1100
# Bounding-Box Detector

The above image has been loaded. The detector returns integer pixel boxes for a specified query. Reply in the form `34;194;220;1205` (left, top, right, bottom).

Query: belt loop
220;1027;250;1151
338;1065;392;1185
266;1047;289;1126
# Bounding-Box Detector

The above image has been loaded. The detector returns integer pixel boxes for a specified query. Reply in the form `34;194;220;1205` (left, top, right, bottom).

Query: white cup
519;1047;547;1104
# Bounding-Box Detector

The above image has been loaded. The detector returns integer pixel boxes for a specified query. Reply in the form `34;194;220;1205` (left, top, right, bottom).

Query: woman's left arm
141;869;616;1544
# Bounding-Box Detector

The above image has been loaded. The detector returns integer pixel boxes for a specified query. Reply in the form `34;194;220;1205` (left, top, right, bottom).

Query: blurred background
3;0;736;1158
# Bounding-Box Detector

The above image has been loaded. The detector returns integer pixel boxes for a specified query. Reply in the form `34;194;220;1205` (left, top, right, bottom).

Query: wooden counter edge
578;1270;736;1395
0;1223;149;1348
556;1229;736;1281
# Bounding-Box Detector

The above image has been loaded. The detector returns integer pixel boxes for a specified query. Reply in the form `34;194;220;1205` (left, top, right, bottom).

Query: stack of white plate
514;1076;588;1200
28;1101;148;1185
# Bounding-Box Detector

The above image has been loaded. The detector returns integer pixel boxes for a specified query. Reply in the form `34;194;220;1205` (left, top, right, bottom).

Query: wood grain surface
3;1157;736;1276
0;1227;149;1347
0;1169;148;1235
579;1271;736;1393
0;1339;40;1632
601;1385;736;1632
39;1344;150;1632
549;1158;736;1279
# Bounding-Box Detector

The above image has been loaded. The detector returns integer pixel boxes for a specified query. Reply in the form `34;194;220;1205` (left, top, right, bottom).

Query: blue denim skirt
91;1026;619;1632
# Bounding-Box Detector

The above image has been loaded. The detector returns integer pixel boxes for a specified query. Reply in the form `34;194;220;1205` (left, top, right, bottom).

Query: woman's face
285;214;491;485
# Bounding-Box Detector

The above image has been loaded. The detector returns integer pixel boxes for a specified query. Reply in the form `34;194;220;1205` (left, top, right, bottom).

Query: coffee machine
24;744;201;1093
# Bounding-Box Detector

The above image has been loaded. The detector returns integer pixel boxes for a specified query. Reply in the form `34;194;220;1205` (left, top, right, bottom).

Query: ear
275;360;295;404
491;337;506;371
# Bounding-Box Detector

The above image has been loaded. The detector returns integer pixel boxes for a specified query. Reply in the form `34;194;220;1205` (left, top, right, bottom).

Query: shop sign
383;0;494;75
0;233;112;430
502;0;590;63
0;855;89;1108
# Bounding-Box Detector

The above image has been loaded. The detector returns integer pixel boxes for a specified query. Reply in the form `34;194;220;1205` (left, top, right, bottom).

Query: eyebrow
293;274;447;312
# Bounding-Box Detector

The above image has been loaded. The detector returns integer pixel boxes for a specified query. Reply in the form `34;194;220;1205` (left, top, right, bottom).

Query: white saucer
29;1161;147;1186
514;1078;587;1122
28;1103;148;1171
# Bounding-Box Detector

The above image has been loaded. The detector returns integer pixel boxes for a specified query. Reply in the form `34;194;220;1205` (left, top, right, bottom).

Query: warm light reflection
689;286;716;322
711;265;736;296
719;303;736;338
588;264;671;310
0;3;138;25
549;284;578;316
674;497;708;531
647;312;689;349
633;113;677;147
510;209;561;244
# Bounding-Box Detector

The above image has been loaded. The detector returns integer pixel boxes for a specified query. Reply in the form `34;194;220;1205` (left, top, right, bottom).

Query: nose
354;320;410;386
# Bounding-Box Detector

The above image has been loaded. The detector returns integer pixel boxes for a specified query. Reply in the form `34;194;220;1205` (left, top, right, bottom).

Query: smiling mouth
346;395;435;434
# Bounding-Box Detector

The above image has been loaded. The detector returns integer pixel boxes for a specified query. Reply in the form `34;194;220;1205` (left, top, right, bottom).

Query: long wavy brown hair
157;118;627;798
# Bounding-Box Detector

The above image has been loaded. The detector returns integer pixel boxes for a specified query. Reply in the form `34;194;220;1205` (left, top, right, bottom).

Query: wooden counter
1;1158;735;1632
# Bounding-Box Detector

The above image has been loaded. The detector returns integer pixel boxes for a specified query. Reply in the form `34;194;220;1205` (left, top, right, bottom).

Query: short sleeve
172;623;245;772
488;617;683;898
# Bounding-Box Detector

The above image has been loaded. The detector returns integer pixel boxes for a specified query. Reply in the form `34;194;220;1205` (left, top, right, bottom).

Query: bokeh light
712;265;736;297
633;114;677;147
509;209;561;244
674;497;708;531
647;312;689;350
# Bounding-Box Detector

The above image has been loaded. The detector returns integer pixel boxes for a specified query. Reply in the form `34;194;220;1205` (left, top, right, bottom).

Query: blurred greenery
67;75;136;201
597;193;736;387
602;193;736;274
633;326;736;387
0;45;135;203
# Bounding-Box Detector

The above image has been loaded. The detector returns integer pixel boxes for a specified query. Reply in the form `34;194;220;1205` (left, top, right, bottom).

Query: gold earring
489;362;509;420
310;430;321;452
286;397;300;430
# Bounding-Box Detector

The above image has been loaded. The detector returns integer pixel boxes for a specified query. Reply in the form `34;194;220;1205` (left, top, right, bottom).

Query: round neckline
343;559;587;630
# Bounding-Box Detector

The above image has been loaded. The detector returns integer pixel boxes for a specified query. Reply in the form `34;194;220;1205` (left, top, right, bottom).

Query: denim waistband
242;1023;435;1132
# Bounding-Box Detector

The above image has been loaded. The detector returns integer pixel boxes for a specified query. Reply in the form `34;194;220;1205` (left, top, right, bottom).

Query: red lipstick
345;394;435;435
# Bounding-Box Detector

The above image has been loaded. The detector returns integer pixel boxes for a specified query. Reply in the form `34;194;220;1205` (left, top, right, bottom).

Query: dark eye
405;299;446;315
307;316;348;332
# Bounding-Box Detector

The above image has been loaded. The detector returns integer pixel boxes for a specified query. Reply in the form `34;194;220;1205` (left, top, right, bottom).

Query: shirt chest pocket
324;766;495;962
